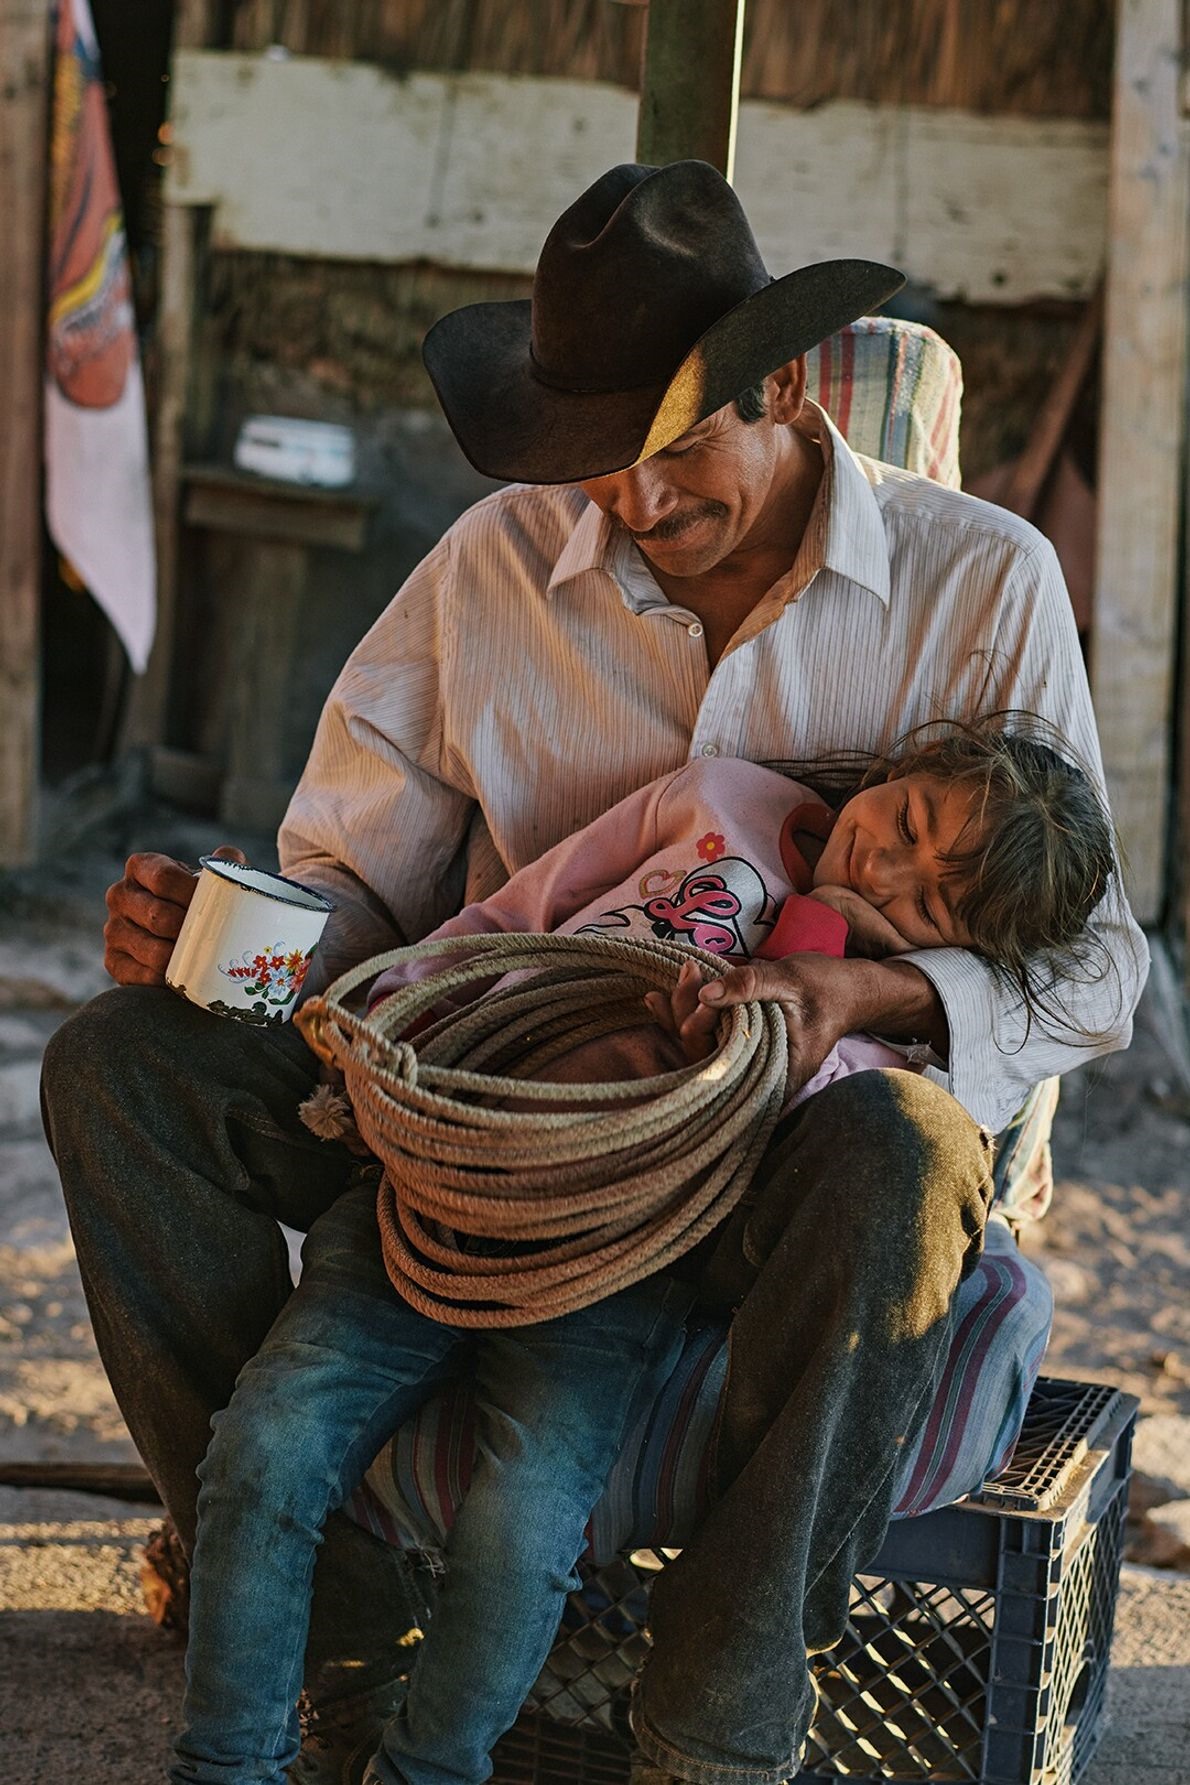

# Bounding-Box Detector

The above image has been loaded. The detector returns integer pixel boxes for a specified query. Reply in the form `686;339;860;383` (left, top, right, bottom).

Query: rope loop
296;932;789;1326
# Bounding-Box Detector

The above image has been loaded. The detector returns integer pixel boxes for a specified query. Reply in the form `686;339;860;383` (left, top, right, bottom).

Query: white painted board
168;53;1109;303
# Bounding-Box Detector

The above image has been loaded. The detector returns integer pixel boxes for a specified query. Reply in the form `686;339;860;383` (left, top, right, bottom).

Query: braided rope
296;932;788;1326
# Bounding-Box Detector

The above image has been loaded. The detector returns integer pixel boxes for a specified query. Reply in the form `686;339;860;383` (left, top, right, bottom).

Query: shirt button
687;621;704;638
699;742;718;758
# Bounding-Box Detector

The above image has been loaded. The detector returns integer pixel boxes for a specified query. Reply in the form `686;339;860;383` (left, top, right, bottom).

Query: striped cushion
348;1221;1052;1561
805;316;963;489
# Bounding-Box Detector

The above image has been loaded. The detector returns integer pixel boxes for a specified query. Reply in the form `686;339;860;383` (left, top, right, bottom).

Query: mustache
617;500;729;543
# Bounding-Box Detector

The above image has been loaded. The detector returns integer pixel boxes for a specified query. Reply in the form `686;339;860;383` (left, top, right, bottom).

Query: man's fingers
117;851;200;906
103;947;175;988
677;999;719;1060
642;991;677;1036
208;844;248;866
669;959;705;1026
103;915;178;975
106;879;189;941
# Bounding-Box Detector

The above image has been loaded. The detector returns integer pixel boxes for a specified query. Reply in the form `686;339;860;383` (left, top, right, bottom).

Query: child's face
812;771;978;950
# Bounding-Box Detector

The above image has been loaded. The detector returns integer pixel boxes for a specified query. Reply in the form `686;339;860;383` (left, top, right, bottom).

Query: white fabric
280;404;1147;1132
43;0;155;672
45;365;155;671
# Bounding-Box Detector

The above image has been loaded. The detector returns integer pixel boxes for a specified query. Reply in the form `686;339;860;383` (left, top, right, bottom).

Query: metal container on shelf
233;415;356;488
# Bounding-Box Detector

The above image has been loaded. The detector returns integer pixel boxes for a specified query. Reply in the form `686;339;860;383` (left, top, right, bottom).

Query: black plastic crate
489;1376;1137;1785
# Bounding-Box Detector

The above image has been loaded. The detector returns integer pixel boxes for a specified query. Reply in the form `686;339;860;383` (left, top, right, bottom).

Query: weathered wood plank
119;0;221;753
167;56;1110;304
1092;0;1189;923
0;0;51;865
636;0;746;177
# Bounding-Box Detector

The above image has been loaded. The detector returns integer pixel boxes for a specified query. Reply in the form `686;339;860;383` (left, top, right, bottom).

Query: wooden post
119;0;221;754
1092;0;1189;924
0;0;51;865
636;0;746;179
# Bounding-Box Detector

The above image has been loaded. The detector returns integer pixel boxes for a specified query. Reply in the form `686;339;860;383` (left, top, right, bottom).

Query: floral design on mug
218;942;315;1006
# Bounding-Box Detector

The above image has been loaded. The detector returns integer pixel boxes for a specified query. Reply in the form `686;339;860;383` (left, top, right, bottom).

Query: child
170;716;1115;1785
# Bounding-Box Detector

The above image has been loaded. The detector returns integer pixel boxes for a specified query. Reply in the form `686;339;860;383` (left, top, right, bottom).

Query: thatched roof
230;0;1112;120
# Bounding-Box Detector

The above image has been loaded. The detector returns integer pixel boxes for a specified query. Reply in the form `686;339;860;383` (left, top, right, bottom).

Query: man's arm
678;954;947;1094
278;534;477;994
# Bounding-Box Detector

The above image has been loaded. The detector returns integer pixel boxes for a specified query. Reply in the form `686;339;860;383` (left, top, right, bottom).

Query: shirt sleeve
278;535;477;993
902;533;1149;1132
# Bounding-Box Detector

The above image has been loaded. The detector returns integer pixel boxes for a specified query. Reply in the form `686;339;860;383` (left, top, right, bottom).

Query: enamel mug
165;858;334;1024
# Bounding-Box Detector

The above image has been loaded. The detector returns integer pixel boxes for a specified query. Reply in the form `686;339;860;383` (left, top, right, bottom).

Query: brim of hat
422;258;905;485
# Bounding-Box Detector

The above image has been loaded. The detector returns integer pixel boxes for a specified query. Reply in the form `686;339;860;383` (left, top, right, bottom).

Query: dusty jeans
42;986;992;1781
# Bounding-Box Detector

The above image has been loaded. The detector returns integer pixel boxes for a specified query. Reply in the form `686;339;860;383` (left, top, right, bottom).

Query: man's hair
735;383;768;423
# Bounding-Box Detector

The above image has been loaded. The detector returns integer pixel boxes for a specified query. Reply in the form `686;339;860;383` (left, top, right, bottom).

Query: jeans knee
200;1386;334;1529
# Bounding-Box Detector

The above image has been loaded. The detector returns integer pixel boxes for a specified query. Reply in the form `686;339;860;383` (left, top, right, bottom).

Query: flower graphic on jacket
697;831;726;862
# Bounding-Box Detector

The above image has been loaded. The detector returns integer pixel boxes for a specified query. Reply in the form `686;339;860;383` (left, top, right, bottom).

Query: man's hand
807;884;913;960
103;845;246;986
646;953;948;1092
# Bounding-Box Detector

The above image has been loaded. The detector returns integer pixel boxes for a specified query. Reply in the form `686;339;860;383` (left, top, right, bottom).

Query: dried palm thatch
230;0;1112;120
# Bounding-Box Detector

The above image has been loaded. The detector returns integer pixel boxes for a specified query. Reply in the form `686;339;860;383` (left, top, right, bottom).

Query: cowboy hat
422;160;905;485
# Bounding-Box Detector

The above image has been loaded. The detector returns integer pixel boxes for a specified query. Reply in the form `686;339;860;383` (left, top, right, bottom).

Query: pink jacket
370;758;907;1106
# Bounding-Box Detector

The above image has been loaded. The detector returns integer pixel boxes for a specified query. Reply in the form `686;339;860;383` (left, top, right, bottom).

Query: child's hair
773;711;1123;1042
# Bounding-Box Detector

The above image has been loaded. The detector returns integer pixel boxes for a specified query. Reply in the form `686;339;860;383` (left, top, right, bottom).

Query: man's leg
631;1069;993;1785
40;985;418;1697
173;1186;465;1785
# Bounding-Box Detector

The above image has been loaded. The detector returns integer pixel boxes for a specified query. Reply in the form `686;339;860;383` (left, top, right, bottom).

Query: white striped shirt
280;405;1147;1131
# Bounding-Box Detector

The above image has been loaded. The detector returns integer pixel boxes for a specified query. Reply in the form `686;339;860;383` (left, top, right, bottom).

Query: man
43;162;1145;1785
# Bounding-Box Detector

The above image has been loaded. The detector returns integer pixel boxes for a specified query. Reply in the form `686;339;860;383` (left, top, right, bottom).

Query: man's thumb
209;844;248;866
698;965;753;1004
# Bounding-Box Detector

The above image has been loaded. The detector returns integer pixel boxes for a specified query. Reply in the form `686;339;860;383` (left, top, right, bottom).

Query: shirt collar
544;399;891;609
809;403;891;607
546;499;615;596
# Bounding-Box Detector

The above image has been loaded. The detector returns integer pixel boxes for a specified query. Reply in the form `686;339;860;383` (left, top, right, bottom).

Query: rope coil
297;932;789;1326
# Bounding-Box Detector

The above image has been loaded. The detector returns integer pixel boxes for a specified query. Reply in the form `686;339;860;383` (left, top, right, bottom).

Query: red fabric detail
754;892;848;961
837;325;855;443
777;800;836;893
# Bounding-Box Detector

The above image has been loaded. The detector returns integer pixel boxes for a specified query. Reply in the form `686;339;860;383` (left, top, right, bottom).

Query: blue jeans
169;1183;692;1785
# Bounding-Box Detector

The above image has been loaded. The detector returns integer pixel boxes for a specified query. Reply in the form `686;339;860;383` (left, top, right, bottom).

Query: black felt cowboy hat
422;160;905;485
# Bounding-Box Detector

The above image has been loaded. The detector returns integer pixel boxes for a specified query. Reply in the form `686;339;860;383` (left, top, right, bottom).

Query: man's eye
918;892;940;932
898;797;916;845
660;440;695;457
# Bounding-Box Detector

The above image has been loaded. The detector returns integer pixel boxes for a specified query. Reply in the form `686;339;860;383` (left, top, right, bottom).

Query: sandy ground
1;804;1189;1779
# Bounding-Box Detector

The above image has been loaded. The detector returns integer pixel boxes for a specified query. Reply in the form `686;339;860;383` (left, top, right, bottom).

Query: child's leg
170;1183;468;1785
371;1272;693;1785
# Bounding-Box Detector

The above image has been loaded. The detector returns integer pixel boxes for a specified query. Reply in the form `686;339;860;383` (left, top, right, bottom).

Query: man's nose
600;464;676;534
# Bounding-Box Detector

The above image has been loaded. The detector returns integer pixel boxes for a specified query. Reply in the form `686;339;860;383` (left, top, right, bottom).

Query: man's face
577;370;804;579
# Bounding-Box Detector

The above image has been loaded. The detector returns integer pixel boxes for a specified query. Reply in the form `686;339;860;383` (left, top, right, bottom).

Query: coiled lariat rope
296;932;789;1327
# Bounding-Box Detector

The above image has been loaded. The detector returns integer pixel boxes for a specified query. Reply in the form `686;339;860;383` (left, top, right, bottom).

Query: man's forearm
842;959;950;1059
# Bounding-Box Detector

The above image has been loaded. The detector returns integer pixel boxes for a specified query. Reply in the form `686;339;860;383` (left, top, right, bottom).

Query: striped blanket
348;1221;1051;1560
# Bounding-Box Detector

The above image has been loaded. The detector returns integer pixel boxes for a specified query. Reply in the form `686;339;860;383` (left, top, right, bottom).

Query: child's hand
808;885;914;959
643;957;721;1063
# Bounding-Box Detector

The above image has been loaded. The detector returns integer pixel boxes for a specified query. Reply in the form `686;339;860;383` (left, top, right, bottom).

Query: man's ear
767;357;808;424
